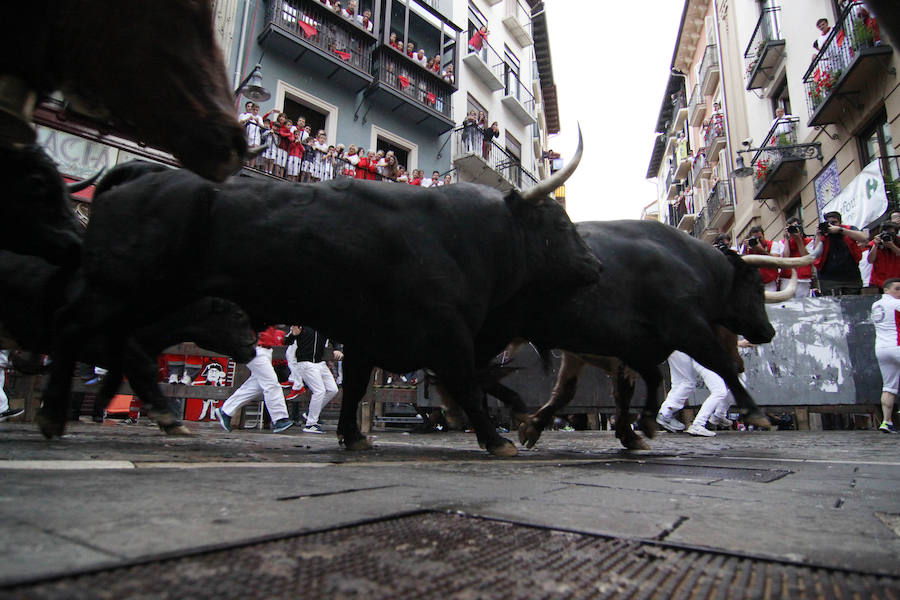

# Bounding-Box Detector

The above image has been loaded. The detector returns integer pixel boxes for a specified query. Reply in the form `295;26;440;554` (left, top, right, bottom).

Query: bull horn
247;144;266;157
519;123;583;203
765;269;797;303
740;254;816;268
67;169;104;194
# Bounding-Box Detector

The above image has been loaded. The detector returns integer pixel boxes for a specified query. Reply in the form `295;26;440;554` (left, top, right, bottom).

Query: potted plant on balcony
754;157;771;187
809;69;841;109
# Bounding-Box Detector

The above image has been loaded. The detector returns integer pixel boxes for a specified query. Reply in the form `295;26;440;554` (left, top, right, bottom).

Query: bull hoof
161;423;192;436
620;435;651;451
487;438;518;457
744;411;771;428
343;437;373;451
517;420;543;449
35;412;66;439
638;416;657;439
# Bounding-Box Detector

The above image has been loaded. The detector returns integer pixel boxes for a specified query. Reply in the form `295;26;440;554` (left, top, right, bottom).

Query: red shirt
814;225;863;271
869;241;900;289
257;326;285;348
779;236;814;280
468;30;486;50
747;239;777;284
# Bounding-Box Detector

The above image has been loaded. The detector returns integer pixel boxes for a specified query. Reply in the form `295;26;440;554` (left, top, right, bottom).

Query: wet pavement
0;419;898;590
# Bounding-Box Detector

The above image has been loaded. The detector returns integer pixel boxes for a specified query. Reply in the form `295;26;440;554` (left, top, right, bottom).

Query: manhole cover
2;512;896;599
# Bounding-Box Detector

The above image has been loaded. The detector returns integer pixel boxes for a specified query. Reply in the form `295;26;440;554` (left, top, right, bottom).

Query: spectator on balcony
274;115;293;179
425;57;436;72
774;217;815;298
442;63;455;84
867;221;900;291
422;170;441;188
384;154;400;180
332;1;343;16
396;165;408;183
262;118;278;175
463;110;478;153
854;7;882;46
409;169;423;186
813;18;832;57
307;130;329;181
286;129;304;183
353;147;369;180
406;42;415;58
769;107;796;146
414;48;428;67
342;0;356;19
741;226;778;292
365;150;379;180
443;174;452;186
431;55;441;73
357;9;374;33
389;32;403;51
468;25;489;54
482;120;499;160
238;102;264;161
342;144;358;177
811;211;869;295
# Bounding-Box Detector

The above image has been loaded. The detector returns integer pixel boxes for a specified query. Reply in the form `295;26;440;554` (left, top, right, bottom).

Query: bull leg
611;362;649;451
634;365;663;441
482;381;529;428
336;354;372;451
519;352;586;449
35;332;79;438
435;369;516;457
120;338;190;435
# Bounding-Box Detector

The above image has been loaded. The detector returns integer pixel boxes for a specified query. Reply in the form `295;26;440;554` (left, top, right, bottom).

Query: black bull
38;148;603;456
471;220;812;449
0;250;257;432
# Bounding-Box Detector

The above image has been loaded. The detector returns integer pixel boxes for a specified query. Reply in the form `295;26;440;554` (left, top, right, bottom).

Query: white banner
822;159;888;228
35;125;120;181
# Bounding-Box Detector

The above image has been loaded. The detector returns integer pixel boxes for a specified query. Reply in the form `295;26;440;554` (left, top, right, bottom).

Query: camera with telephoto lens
882;231;895;243
818;222;832;234
747;237;759;247
787;224;800;235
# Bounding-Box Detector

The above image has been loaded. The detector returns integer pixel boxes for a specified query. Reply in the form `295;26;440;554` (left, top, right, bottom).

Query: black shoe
218;411;232;432
0;408;24;422
273;418;294;433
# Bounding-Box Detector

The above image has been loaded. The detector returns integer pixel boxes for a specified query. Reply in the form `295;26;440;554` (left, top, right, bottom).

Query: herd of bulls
0;1;826;456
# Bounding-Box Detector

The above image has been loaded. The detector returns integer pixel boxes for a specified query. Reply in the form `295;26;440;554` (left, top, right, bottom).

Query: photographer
811;211;869;296
741;225;778;292
774;217;814;298
867;221;900;291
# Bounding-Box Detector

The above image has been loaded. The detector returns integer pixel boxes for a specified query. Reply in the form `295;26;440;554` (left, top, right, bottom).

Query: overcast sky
543;1;686;223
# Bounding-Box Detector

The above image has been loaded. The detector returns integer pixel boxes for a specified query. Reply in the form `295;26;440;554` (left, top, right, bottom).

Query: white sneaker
709;414;733;427
656;413;685;433
686;423;716;437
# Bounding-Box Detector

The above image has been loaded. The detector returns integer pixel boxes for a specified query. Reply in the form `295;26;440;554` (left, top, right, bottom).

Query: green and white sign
821;159;887;228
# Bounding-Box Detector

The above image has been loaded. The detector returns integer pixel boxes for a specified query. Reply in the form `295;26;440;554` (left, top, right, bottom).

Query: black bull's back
84;172;601;371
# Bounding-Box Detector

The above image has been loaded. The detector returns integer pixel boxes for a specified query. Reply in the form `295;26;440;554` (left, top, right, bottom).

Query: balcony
502;0;533;47
671;90;688;132
451;126;539;193
691;150;712;181
703;113;726;159
692;207;711;240
699;44;720;96
370;48;455;133
802;1;893;127
260;0;376;88
751;116;808;200
744;6;786;90
501;69;537;125
673;136;692;180
462;38;505;91
670;191;697;232
687;83;706;127
706;179;734;230
665;168;681;201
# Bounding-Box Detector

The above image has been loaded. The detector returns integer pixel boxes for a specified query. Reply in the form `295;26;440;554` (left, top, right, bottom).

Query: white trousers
0;368;8;413
659;351;730;427
285;342;305;390
298;362;338;425
221;347;289;422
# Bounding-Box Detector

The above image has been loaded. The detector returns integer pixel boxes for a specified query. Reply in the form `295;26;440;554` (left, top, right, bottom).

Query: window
283;97;327;138
784;196;803;226
770;77;792;118
468;2;487;42
506;132;521;188
858;107;900;206
504;45;521;99
377;136;409;170
467;93;488;123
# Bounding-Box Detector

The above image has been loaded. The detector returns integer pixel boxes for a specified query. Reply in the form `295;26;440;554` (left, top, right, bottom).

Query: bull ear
67;169;104;194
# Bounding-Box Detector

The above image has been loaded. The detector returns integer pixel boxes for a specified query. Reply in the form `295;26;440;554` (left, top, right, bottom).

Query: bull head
519;124;583;204
739;254;815;303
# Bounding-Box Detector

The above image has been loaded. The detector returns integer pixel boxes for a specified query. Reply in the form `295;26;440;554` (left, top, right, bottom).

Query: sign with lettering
35;125;119;180
821;159;888;228
814;158;841;218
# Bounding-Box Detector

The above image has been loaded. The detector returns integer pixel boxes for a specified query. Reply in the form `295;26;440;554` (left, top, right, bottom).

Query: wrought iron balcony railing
269;0;375;73
699;44;720;95
744;6;784;89
750;115;799;192
376;48;453;118
802;1;889;122
688;83;706;127
703;113;725;152
706;179;733;221
502;67;537;123
691;150;709;181
450;125;539;192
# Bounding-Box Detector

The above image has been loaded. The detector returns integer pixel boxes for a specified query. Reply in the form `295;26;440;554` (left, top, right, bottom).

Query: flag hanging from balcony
297;20;317;38
333;49;351;61
398;75;410;88
426;92;436;105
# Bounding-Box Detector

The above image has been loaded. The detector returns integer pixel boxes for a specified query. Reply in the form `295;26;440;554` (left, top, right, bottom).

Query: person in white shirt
414;48;428;67
871;278;900;432
656;351;733;437
238;102;265;165
421;170;441;188
356;9;374;33
768;106;795;144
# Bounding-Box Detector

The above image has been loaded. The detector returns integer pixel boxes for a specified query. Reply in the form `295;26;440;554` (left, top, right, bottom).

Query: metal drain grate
3;512;897;599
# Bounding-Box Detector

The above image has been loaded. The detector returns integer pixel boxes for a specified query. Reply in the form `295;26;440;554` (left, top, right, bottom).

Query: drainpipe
233;0;253;90
712;1;735;183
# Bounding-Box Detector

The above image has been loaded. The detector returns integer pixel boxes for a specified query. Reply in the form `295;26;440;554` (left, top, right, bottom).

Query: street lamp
235;63;271;102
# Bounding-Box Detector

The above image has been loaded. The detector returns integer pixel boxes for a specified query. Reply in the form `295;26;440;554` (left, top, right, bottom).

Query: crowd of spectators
238;101;452;186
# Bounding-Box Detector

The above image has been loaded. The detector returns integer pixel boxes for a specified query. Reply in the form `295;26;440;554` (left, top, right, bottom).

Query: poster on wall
821;159;888;229
36;124;119;180
814;158;841;218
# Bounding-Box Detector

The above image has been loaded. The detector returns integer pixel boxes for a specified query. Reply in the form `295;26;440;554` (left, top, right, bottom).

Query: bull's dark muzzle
744;324;775;345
